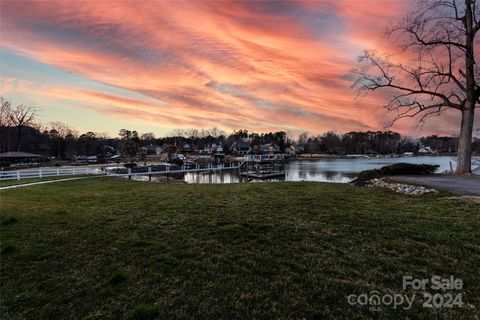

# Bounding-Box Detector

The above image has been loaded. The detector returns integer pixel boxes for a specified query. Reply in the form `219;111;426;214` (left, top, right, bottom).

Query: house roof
261;143;279;149
232;141;251;149
0;151;42;158
142;144;161;150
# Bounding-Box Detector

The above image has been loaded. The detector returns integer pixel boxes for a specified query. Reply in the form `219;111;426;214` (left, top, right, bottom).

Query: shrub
379;163;439;176
351;163;439;186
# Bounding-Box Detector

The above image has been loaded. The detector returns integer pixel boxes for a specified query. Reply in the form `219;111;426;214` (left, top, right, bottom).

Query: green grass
0;178;479;319
0;175;87;187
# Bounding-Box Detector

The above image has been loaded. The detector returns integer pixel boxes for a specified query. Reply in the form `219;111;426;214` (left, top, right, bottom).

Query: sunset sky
1;0;478;137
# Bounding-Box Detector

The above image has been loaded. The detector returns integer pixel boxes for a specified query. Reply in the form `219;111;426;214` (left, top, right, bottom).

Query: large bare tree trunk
456;0;475;174
457;106;474;174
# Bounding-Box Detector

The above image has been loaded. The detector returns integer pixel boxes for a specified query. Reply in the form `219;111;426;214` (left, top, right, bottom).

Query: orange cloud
1;0;472;136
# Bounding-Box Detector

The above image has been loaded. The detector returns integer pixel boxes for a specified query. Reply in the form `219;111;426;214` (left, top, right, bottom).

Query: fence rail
0;168;103;181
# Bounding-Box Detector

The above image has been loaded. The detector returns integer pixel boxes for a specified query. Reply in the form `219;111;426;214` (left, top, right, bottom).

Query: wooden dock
240;171;285;179
106;161;245;178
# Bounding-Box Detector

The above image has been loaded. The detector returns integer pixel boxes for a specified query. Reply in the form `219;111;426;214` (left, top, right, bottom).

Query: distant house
296;145;305;153
205;143;224;155
284;146;296;155
141;144;163;155
75;155;98;163
180;143;192;153
110;154;122;162
214;144;223;154
102;145;117;156
202;144;215;154
230;141;251;155
418;146;434;154
261;143;280;154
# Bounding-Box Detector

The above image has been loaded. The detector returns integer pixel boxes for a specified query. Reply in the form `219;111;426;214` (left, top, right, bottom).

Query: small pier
240;154;286;180
106;161;245;179
106;154;290;181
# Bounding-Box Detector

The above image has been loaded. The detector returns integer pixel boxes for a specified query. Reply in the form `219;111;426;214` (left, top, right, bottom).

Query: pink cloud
1;0;470;136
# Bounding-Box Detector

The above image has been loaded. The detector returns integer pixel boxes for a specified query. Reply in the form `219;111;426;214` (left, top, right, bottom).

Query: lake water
184;156;477;184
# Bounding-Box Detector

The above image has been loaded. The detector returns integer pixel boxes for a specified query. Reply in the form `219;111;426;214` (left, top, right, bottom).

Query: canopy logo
347;275;464;312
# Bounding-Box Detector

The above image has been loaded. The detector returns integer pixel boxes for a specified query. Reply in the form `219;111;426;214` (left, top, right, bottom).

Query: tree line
2;96;479;161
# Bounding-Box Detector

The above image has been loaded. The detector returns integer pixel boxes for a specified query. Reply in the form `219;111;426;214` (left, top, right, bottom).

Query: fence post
128;167;132;179
73;168;76;175
39;169;42;178
57;168;60;176
148;166;152;182
17;171;20;180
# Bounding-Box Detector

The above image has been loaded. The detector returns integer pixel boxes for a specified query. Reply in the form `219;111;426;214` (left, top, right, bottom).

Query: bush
379;163;439;176
351;163;439;186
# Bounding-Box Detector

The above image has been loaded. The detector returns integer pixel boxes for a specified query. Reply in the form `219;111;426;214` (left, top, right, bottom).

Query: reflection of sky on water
183;156;476;184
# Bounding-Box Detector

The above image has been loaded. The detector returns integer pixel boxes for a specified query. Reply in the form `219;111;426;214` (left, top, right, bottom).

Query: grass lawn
0;175;88;187
0;178;479;319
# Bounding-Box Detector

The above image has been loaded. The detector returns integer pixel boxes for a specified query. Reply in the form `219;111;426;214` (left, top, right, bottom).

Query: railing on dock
107;161;246;177
244;154;285;162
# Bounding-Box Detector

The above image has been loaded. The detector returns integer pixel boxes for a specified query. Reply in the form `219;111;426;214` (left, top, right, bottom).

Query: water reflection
183;156;475;184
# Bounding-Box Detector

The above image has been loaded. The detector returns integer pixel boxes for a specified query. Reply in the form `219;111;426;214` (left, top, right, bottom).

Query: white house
418;146;434;154
141;144;163;155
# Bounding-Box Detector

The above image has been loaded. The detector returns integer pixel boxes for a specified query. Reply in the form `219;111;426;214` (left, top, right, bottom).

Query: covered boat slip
0;151;42;169
241;154;286;179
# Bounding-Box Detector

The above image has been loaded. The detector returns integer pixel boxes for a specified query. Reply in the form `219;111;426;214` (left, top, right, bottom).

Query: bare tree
353;0;479;174
0;97;13;152
4;99;38;152
170;129;186;138
94;131;110;140
207;127;226;138
184;128;199;139
48;122;78;159
140;132;155;142
0;97;12;127
298;132;309;146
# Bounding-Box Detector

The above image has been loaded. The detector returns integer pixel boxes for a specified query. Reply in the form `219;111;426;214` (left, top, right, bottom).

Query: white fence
0;167;104;181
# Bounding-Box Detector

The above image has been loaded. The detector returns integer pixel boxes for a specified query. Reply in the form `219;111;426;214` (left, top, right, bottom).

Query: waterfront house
418;146;434;154
141;144;163;155
261;143;280;154
180;143;192;153
285;146;296;155
230;141;251;155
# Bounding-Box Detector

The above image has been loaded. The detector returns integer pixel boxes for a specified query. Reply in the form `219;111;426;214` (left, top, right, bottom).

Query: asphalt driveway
391;175;480;196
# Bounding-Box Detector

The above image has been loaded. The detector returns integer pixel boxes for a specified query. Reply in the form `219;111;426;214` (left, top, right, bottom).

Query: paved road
391;175;480;196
